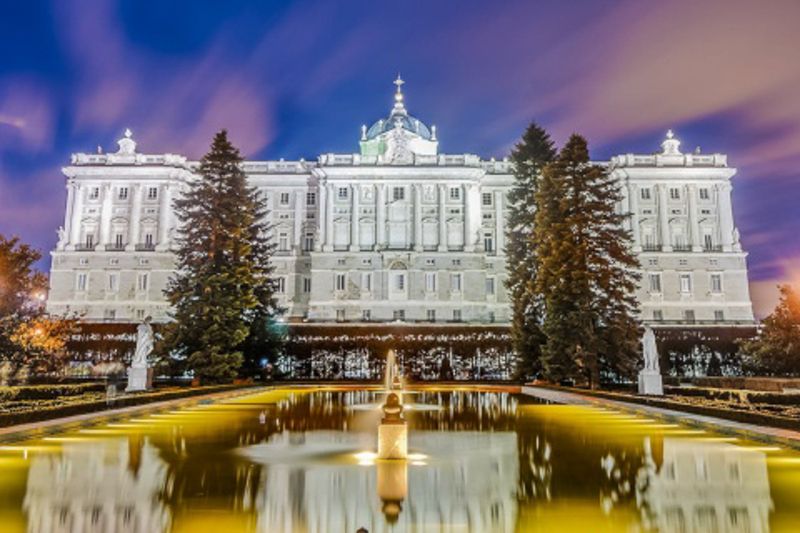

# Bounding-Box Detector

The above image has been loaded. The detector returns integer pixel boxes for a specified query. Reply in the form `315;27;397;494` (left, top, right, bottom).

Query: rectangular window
306;192;316;205
104;309;116;320
488;311;496;323
649;273;662;293
640;188;652;200
395;274;405;291
704;234;714;250
714;310;725;321
699;188;710;200
118;187;129;200
392;187;405;201
362;273;372;292
653;309;663;321
484;232;494;252
89;187;100;200
451;273;462;292
485;277;495;295
449;187;461;201
425;272;437;292
710;273;723;293
393;309;405;321
482;192;493;206
147;187;158;200
336;309;345;322
76;273;88;291
669;187;680;200
338;187;348;200
303;233;314;251
279;232;289;251
135;309;145;320
426;309;436;322
114;233;124;248
276;277;286;293
679;274;692;294
451;259;461;266
279;192;290;206
107;273;118;292
453;309;462;321
684;309;696;322
335;273;346;291
302;277;311;293
145;233;154;247
425;258;435;266
85;234;95;248
362;309;372;321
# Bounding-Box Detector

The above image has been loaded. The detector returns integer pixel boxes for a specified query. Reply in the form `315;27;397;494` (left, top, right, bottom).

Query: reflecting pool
1;386;800;532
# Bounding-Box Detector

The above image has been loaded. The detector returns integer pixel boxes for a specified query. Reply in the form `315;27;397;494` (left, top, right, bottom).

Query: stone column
350;184;360;251
127;183;143;251
156;183;171;250
413;184;423;252
437;184;447;252
323;182;334;252
687;184;701;252
68;183;84;249
718;182;734;252
294;190;303;254
97;183;113;249
657;184;671;252
464;184;476;252
376;183;386;250
629;183;641;252
494;190;504;255
62;182;76;250
316;183;325;251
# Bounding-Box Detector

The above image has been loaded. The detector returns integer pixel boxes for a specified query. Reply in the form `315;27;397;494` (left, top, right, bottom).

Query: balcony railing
672;244;692;252
704;245;723;252
641;244;662;252
105;244;125;251
135;243;156;251
75;244;95;251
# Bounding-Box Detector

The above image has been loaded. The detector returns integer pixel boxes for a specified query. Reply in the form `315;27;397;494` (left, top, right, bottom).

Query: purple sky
1;0;798;317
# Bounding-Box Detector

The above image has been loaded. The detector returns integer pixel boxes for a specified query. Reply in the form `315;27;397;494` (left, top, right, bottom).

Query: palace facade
46;78;755;329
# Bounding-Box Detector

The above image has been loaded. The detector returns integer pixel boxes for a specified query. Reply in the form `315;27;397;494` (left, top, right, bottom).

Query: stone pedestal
638;371;663;396
378;423;408;460
126;366;149;392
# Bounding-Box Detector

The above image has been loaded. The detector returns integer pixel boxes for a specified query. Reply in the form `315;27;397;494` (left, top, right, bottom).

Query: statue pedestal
378;423;407;460
638;371;663;396
126;366;150;392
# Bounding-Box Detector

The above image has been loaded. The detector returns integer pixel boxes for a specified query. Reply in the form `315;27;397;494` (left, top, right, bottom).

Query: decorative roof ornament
361;124;367;141
392;74;407;115
116;128;137;155
661;129;681;155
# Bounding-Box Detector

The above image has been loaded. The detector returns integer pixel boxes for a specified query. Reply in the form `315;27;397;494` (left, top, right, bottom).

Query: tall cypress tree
161;131;282;383
534;135;639;388
505;123;556;380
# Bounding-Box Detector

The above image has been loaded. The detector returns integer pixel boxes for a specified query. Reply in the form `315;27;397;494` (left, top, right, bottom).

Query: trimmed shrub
0;383;105;402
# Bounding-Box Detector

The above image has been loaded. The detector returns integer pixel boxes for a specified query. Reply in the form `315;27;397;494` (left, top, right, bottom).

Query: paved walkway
522;385;800;451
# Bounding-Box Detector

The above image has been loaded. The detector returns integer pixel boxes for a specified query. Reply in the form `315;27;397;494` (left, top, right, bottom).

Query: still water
1;386;799;532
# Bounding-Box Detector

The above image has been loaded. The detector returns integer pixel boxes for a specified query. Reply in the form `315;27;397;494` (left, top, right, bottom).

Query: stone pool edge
522;385;800;452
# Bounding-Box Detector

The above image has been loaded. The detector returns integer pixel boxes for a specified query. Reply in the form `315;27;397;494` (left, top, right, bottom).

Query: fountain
384;348;402;391
378;393;407;460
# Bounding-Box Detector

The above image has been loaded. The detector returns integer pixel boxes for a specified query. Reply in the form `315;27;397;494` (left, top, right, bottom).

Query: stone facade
47;79;754;328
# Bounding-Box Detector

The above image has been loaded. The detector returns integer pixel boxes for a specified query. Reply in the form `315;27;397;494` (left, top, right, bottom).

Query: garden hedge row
0;383;106;402
665;385;800;405
0;384;256;429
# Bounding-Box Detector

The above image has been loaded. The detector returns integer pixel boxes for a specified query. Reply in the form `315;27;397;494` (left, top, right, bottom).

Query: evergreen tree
741;284;800;375
534;135;639;388
505;123;556;380
161;131;283;383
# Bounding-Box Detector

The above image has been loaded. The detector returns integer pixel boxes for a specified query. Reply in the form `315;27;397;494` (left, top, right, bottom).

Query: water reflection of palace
23;437;170;533
251;431;519;532
637;437;773;533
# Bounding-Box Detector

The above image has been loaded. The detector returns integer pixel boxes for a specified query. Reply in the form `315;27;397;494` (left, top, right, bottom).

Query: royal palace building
46;78;755;329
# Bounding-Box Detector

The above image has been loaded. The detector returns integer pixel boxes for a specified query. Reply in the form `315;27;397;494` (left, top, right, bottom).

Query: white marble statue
642;326;659;373
127;316;153;392
638;326;663;395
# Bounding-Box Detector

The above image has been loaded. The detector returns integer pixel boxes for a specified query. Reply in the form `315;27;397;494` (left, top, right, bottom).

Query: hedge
0;383;106;402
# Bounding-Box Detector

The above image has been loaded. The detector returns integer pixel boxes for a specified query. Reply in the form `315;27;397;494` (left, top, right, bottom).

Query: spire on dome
661;129;681;155
392;74;407;115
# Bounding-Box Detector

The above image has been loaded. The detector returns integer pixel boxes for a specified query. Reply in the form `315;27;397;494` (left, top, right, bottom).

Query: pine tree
505;123;556;380
741;284;800;375
534;135;639;388
161;131;283;383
